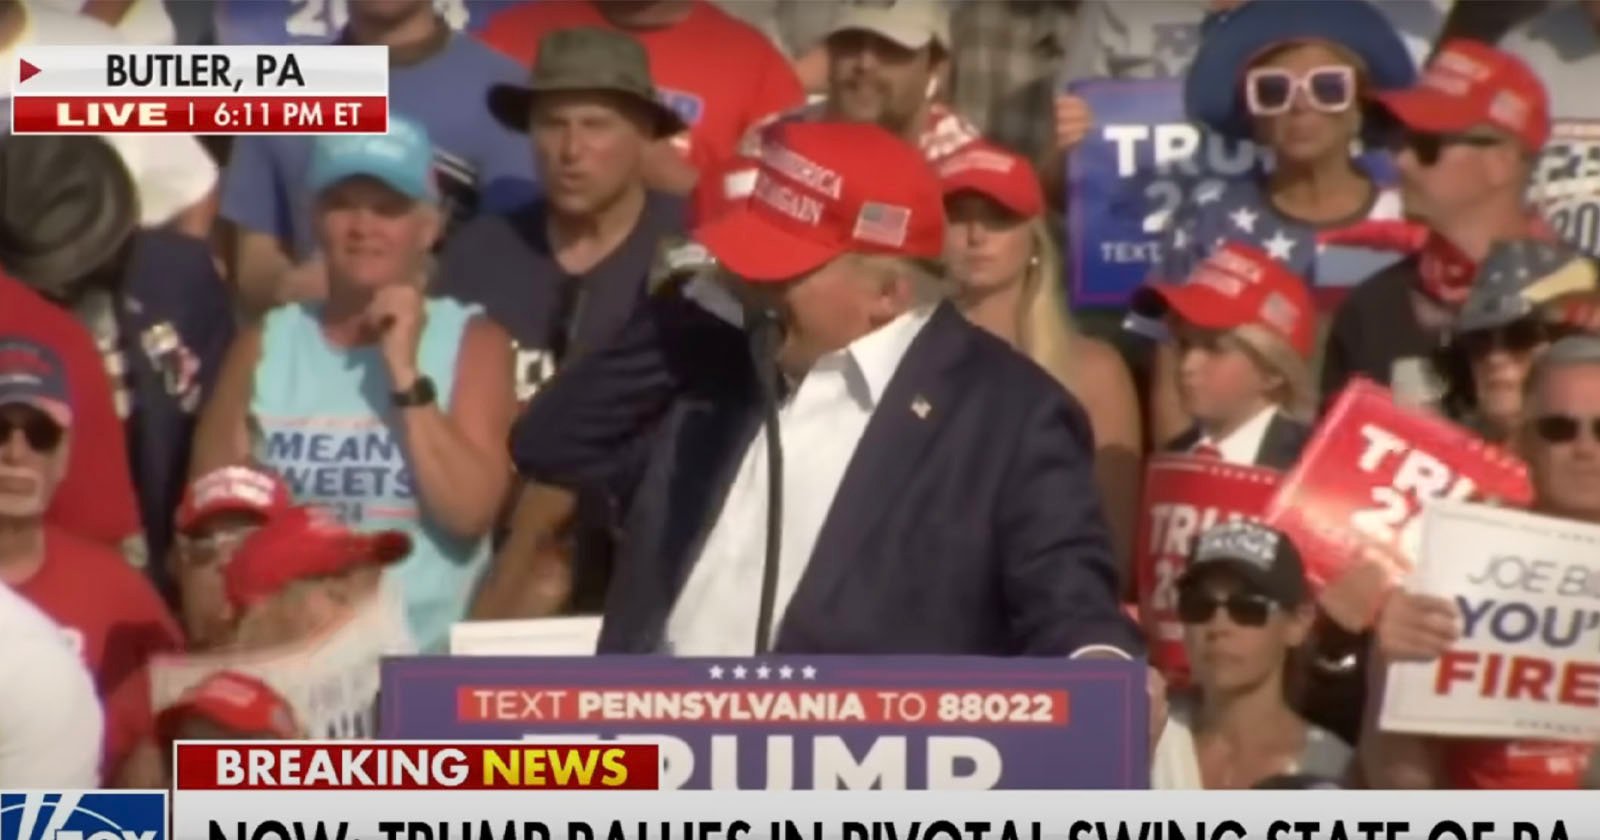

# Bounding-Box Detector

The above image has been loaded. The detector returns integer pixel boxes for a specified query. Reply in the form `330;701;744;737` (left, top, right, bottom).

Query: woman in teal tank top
190;118;516;651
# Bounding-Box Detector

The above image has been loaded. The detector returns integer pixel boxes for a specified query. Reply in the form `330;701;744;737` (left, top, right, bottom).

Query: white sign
450;617;603;656
151;589;416;739
1380;499;1600;742
1532;119;1600;256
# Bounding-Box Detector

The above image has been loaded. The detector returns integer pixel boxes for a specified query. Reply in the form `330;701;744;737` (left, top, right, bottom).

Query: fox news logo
0;792;166;840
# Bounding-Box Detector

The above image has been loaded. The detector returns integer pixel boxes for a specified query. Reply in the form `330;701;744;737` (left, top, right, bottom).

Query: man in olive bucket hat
0;135;233;597
487;26;687;139
457;27;690;617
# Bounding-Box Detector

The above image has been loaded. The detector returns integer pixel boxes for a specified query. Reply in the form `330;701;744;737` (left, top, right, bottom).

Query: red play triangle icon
18;59;39;83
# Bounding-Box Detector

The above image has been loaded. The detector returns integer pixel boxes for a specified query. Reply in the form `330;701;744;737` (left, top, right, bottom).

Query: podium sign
381;655;1148;789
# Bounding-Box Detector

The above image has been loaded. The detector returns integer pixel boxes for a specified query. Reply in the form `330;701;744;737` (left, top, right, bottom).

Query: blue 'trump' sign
0;792;167;840
380;655;1149;790
1066;78;1267;307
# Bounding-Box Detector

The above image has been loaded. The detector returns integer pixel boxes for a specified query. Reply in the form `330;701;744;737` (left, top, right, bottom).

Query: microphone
747;304;787;656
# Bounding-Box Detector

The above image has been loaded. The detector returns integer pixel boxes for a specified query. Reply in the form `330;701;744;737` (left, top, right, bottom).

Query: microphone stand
747;309;785;656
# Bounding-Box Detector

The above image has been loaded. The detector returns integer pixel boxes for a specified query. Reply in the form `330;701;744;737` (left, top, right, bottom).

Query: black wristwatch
392;375;437;408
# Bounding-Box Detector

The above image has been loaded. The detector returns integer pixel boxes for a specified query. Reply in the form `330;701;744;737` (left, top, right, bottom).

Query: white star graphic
756;664;771;679
732;665;748;679
801;665;817;680
778;665;794;679
1229;206;1259;234
709;665;724;679
1196;181;1224;205
1263;230;1296;261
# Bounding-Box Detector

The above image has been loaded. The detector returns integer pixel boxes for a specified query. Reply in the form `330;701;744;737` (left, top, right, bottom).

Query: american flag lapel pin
911;395;931;419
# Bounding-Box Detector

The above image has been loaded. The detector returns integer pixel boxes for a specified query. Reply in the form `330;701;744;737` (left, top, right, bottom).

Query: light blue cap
307;114;434;200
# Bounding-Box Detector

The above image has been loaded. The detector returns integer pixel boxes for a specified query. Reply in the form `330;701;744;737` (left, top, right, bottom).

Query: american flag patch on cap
853;201;910;247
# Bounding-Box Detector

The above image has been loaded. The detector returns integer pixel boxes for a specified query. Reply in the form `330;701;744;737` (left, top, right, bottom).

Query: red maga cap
1374;39;1549;153
1138;241;1316;358
692;121;945;282
176;465;292;535
935;142;1045;218
157;671;299;742
224;505;410;609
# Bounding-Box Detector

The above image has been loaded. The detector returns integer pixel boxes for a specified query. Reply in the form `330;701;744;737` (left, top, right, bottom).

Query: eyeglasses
1456;319;1569;359
1245;66;1356;116
0;408;63;453
1177;589;1278;627
1532;414;1600;445
1400;130;1505;167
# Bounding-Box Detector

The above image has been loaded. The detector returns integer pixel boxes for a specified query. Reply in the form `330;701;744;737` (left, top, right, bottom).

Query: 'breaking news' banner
1381;500;1600;743
1533;119;1600;258
163;787;1600;840
379;656;1149;789
1264;378;1532;589
1134;455;1280;686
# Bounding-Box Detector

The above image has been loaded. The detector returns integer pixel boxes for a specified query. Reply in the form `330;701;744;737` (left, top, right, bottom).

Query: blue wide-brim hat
1185;0;1417;142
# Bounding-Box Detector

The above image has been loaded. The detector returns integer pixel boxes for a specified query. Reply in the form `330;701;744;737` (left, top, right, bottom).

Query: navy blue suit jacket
510;290;1142;657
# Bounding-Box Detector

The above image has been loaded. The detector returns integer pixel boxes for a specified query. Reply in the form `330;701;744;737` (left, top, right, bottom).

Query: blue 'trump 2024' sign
381;656;1148;790
1067;78;1266;307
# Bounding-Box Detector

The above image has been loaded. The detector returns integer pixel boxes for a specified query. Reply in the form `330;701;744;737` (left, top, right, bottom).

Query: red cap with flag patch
224;505;410;609
1136;241;1316;357
692;121;945;282
1374;39;1549;153
156;671;300;742
935;142;1045;218
176;465;291;535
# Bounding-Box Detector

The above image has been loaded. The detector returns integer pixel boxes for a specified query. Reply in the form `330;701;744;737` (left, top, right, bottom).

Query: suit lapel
1253;413;1308;471
779;306;970;636
658;378;764;600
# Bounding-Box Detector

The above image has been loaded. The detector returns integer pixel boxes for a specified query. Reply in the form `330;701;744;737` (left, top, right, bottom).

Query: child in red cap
1135;241;1317;468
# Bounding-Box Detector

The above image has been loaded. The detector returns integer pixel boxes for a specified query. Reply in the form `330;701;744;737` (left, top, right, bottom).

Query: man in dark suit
511;121;1142;665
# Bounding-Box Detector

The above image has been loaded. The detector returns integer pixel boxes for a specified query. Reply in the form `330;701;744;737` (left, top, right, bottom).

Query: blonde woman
190;118;515;654
937;143;1143;578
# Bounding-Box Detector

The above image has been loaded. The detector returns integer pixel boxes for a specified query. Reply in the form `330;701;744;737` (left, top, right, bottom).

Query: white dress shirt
1195;405;1278;465
664;305;936;656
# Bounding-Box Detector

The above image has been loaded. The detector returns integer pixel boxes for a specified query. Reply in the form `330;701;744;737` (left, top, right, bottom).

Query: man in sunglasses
0;336;183;785
1370;335;1600;789
1322;39;1552;409
1152;520;1350;788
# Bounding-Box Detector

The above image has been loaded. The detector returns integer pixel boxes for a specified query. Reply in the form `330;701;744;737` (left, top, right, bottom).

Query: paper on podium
450;616;602;655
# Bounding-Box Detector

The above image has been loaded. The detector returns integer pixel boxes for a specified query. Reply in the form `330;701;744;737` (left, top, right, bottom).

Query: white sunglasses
1245;65;1357;116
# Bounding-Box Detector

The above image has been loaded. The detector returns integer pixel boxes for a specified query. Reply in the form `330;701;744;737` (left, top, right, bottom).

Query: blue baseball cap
307;114;434;200
0;338;72;427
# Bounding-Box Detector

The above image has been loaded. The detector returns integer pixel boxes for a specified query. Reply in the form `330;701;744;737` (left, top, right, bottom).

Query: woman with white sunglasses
1139;0;1420;447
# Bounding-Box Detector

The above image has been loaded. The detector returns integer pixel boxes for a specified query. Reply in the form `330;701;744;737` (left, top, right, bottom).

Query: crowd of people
2;0;1600;793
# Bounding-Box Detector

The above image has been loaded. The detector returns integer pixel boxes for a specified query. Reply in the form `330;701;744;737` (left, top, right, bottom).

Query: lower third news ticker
147;742;1600;840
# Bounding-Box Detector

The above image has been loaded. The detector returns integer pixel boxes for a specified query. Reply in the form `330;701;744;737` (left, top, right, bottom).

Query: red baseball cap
1136;241;1316;358
176;465;292;535
1374;39;1550;153
224;505;410;609
692;121;945;282
156;671;299;743
935;142;1044;218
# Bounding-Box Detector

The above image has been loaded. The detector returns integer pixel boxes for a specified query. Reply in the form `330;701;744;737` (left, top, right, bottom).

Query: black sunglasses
1456;319;1569;359
1176;589;1278;627
1400;130;1505;167
1533;414;1600;445
0;407;64;453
